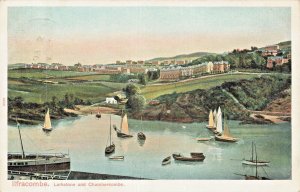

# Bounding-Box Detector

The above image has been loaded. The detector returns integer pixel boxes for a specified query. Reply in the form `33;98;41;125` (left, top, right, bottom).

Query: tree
126;95;146;112
138;73;147;85
124;84;141;97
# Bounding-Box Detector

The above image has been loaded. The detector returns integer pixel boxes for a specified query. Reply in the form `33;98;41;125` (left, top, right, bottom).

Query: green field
140;73;261;100
65;74;111;81
8;69;97;79
8;69;271;104
8;81;126;103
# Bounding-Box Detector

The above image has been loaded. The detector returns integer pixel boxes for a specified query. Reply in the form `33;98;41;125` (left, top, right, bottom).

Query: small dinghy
109;156;124;160
162;156;171;165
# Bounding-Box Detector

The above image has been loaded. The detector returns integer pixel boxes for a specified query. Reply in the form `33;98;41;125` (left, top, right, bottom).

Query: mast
109;115;111;145
251;141;254;161
255;144;258;178
16;119;25;159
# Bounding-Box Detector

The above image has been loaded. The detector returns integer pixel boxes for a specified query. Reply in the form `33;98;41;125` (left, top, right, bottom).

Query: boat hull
215;135;238;143
206;125;216;129
245;175;271;180
137;132;146;140
196;138;211;141
117;132;133;138
42;127;52;132
109;156;124;160
8;153;70;173
162;156;171;165
172;154;205;162
105;144;115;154
242;160;270;166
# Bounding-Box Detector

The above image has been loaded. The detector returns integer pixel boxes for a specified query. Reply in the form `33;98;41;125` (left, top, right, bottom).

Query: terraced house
160;60;230;80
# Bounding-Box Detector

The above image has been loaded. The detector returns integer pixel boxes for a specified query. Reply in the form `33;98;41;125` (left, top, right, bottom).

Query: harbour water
8;114;291;180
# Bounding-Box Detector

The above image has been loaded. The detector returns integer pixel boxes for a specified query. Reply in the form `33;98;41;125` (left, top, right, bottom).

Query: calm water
8;114;291;180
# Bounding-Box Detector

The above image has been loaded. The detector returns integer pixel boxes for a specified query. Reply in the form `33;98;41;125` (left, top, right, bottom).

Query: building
126;60;132;65
152;61;159;65
137;60;145;65
105;97;118;104
266;56;289;68
176;60;185;65
181;67;193;77
116;61;121;65
264;45;279;51
163;60;169;65
213;61;229;72
160;68;181;80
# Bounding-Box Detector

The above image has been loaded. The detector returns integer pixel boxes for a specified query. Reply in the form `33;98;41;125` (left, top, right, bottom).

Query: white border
0;1;299;192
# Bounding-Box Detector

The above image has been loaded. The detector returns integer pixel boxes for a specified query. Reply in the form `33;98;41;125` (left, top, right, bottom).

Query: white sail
208;110;214;127
43;108;52;130
213;109;217;127
216;107;222;133
223;118;231;137
120;113;129;134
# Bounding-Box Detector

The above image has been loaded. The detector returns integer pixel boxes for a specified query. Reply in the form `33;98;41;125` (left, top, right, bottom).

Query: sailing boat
215;109;238;142
236;144;271;180
105;115;115;154
113;112;133;138
137;116;146;140
242;142;270;166
206;110;215;129
215;107;223;135
96;108;101;119
42;108;52;132
8;119;70;172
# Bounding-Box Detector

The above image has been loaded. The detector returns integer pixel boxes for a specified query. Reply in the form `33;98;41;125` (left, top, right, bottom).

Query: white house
105;97;118;104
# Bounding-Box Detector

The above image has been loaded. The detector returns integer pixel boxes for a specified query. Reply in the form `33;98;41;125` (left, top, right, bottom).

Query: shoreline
8;104;290;125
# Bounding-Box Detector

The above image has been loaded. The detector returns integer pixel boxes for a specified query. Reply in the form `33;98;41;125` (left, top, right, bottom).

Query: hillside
276;40;291;51
129;74;291;124
147;52;215;62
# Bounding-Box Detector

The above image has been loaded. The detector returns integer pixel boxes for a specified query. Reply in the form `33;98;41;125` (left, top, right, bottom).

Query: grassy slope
141;73;260;100
134;74;291;123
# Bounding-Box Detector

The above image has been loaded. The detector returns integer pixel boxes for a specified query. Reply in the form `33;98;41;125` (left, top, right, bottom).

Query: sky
8;7;291;65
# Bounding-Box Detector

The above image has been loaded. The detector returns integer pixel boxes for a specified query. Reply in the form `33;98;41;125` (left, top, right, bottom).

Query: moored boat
235;143;271;180
162;156;171;165
172;153;205;162
42;108;52;132
242;142;270;166
105;116;115;154
113;112;133;138
137;132;146;140
214;108;238;143
96;112;101;119
109;156;124;160
8;120;70;173
206;110;216;129
137;116;146;140
196;137;212;141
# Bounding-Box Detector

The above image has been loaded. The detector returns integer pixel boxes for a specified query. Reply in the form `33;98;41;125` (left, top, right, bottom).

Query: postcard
0;0;299;192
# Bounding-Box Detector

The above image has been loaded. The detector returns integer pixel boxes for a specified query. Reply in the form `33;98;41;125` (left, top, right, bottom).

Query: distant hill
276;40;291;51
147;52;215;62
8;63;27;69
